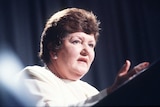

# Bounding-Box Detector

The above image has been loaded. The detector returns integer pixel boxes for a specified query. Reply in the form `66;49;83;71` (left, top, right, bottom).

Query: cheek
68;48;80;60
60;47;79;61
89;50;95;63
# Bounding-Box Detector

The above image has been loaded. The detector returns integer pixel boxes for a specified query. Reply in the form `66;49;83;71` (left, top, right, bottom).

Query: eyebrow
66;33;96;43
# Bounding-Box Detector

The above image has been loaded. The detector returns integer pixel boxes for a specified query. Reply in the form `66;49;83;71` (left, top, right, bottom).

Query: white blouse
15;65;107;106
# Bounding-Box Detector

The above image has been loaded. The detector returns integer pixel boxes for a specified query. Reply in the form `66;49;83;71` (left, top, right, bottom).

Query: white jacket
15;65;107;107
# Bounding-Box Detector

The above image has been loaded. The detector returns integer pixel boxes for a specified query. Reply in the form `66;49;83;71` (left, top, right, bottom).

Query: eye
88;43;95;48
72;40;81;44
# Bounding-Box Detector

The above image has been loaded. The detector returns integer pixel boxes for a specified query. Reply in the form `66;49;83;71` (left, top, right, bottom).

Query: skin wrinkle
47;32;95;81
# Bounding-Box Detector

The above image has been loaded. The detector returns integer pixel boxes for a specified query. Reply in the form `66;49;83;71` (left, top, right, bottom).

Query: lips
77;58;88;64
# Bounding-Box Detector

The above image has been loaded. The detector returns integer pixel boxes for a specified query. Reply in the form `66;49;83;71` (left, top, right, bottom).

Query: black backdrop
0;0;160;91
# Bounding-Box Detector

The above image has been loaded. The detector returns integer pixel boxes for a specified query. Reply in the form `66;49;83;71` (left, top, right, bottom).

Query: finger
134;62;149;73
128;62;149;77
119;60;131;76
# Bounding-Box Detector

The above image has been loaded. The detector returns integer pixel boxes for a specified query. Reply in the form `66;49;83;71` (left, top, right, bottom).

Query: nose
80;44;89;56
80;49;88;56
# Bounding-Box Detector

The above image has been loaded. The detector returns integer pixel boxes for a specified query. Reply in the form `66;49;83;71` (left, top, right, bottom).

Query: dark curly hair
39;8;100;64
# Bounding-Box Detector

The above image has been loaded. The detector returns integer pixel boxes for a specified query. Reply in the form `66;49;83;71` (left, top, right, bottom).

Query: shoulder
23;65;45;72
77;80;99;93
77;80;94;87
16;65;54;81
21;65;46;76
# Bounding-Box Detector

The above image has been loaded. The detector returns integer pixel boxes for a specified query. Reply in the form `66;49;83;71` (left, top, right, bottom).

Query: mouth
77;58;88;64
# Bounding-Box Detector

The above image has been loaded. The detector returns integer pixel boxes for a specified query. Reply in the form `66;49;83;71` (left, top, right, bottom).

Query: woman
16;8;149;106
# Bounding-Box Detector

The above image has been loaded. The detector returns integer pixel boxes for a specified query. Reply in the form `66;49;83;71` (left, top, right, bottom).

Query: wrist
107;87;113;95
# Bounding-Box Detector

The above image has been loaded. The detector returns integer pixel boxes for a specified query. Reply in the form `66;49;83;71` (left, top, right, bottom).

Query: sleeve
16;68;67;106
24;79;65;106
69;89;107;107
18;77;108;107
15;67;108;107
24;79;108;107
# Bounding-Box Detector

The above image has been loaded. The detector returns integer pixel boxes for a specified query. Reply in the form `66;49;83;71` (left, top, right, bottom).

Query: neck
46;62;63;79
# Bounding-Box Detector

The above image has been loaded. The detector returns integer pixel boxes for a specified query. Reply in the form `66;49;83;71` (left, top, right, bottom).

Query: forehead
65;32;96;42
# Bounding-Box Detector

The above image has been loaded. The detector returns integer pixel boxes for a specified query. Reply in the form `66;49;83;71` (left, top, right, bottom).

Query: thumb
119;60;131;76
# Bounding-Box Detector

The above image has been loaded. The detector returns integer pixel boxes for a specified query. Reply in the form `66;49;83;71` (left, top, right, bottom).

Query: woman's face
51;32;96;80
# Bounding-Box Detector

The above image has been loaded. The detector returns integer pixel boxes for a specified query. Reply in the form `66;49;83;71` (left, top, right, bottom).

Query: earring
53;55;57;59
50;51;58;60
52;53;58;59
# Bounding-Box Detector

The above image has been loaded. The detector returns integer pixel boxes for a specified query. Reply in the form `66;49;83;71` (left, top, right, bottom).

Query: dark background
0;0;160;103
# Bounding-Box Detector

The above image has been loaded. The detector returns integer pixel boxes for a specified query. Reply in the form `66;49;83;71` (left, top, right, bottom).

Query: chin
69;71;86;81
76;71;87;79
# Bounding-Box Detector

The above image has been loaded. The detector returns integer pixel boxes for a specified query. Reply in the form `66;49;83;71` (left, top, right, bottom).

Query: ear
50;51;58;60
